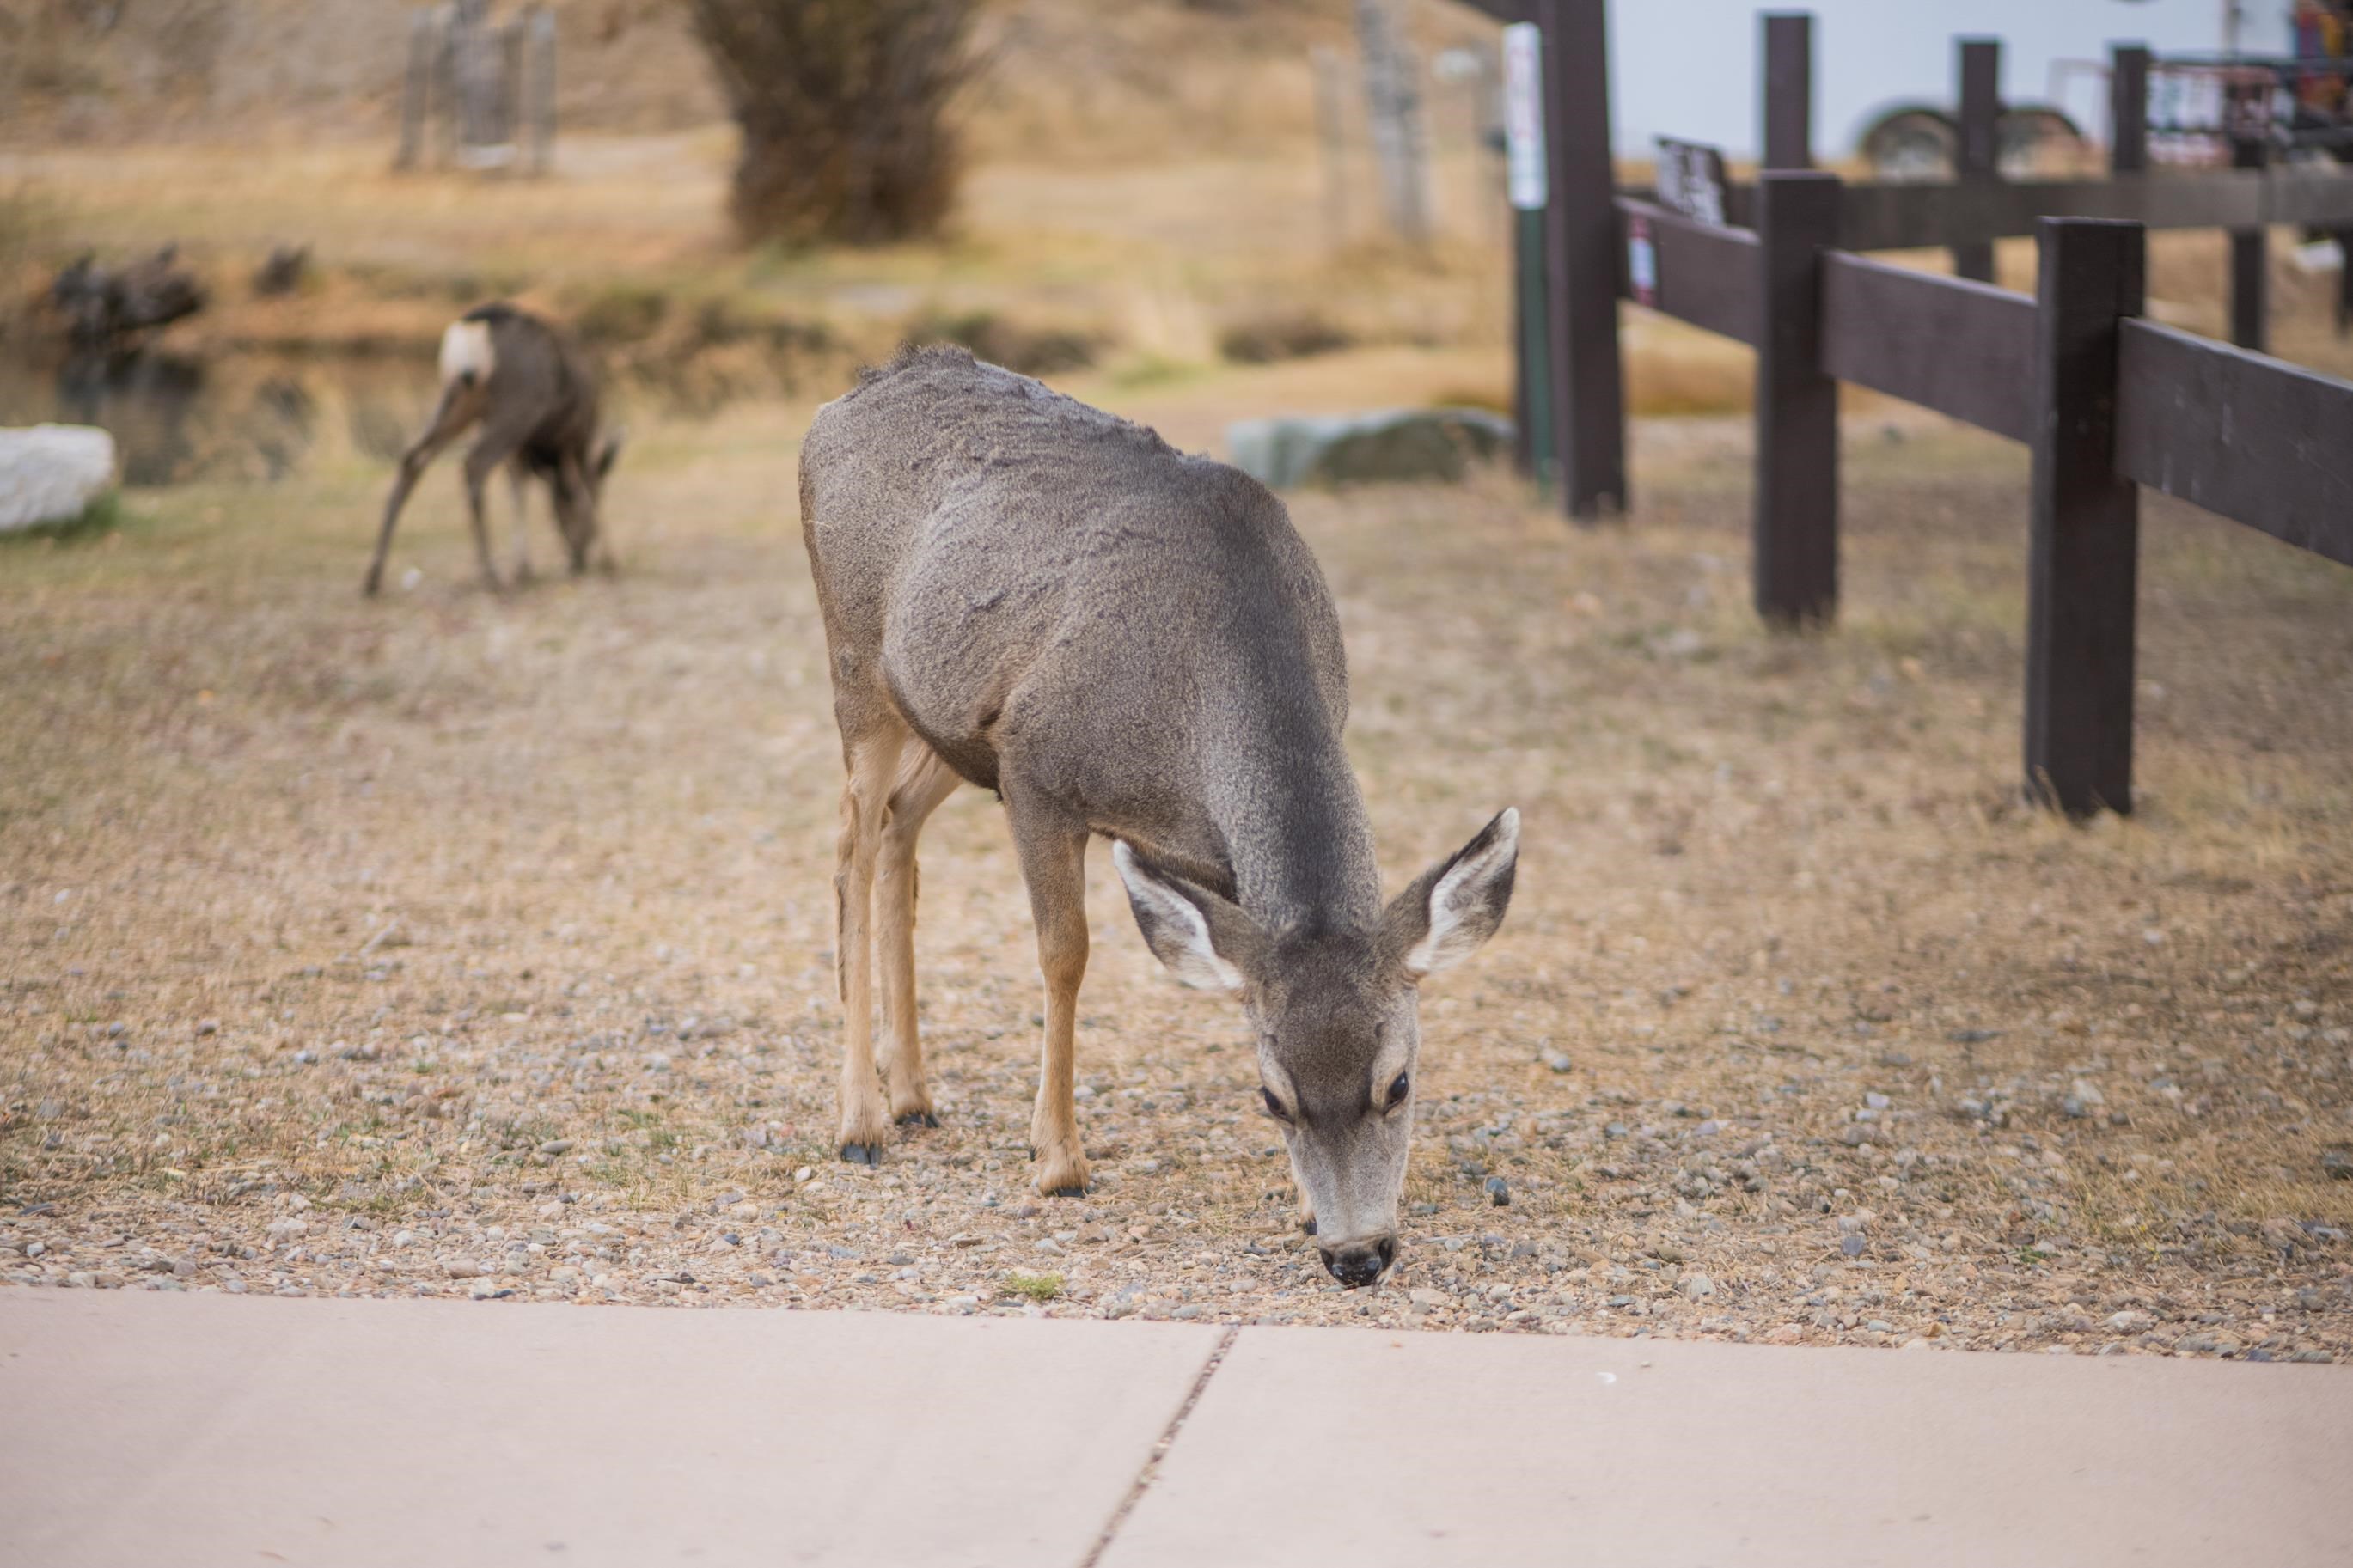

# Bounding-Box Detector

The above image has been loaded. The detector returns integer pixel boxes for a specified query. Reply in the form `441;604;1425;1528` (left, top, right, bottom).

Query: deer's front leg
833;729;905;1164
1009;810;1091;1198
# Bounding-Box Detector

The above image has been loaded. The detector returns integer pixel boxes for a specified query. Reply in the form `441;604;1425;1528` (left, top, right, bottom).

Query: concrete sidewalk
2;1290;2346;1568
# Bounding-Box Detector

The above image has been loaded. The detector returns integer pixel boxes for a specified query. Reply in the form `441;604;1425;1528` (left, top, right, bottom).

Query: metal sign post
1503;21;1554;494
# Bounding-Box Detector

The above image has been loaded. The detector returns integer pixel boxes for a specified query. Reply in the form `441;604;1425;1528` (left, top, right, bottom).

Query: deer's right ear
1113;842;1260;994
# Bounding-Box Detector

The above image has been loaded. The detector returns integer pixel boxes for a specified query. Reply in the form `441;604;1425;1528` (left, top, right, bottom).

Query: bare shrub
905;308;1097;376
686;0;984;246
1217;308;1354;364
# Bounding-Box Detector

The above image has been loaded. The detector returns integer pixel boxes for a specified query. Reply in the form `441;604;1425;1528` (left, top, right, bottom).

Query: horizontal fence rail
1819;253;2037;444
1614;198;1761;345
2115;321;2353;568
1770;171;2353;254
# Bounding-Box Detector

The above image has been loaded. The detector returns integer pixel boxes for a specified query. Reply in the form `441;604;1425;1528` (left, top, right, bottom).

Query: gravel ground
3;413;2350;1359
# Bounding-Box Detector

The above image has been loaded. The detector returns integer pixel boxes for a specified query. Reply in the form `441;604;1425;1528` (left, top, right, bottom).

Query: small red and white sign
1627;214;1657;308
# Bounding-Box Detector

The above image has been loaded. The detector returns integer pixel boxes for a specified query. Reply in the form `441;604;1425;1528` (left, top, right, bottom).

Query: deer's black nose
1320;1235;1396;1288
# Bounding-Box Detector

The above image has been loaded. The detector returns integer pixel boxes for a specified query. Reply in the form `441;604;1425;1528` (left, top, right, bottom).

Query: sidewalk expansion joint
1078;1324;1238;1568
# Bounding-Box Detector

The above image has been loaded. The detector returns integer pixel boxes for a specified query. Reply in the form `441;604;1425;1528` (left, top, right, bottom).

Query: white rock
0;425;116;533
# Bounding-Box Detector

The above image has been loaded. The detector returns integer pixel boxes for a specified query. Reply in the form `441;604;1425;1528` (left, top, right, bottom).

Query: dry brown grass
0;394;2346;1351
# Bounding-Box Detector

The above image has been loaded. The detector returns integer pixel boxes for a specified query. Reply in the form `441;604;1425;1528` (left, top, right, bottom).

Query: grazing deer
800;345;1519;1288
364;302;622;596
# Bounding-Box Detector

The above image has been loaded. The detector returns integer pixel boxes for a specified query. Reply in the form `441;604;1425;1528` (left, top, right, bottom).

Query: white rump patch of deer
798;345;1518;1287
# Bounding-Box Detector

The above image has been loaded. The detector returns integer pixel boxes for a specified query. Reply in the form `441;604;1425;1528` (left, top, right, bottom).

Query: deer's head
1114;808;1519;1287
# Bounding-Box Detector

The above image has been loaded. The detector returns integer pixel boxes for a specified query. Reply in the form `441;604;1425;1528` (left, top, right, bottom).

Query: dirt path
2;413;2349;1358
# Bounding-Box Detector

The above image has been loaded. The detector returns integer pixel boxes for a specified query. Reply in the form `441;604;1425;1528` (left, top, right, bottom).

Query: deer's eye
1261;1087;1293;1123
1385;1072;1410;1109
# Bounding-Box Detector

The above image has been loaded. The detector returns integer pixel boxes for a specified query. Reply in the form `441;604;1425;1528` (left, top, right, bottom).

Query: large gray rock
0;424;118;534
1225;407;1513;490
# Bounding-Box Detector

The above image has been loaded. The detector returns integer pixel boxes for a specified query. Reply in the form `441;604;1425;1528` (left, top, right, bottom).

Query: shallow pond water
0;348;444;487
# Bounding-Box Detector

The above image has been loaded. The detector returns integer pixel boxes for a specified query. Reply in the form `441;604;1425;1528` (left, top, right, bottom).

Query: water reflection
0;349;437;487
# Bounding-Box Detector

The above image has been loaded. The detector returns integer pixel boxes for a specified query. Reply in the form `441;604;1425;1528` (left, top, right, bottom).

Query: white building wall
1604;0;2295;159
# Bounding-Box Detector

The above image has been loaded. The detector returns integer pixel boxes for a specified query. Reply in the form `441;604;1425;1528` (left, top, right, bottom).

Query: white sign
1653;137;1729;229
1502;22;1547;212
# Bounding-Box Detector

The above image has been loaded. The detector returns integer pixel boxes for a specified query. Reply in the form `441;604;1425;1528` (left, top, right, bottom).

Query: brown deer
364;302;622;596
799;345;1519;1288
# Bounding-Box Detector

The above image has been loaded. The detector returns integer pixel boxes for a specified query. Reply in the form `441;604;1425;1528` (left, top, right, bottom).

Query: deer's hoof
1043;1184;1089;1199
1300;1217;1318;1236
895;1111;939;1129
839;1142;883;1167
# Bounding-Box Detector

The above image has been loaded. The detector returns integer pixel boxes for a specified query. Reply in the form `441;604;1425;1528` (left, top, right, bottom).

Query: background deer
799;345;1519;1288
364;302;621;596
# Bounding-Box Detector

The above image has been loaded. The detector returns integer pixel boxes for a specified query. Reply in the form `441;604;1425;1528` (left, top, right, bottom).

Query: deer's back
801;348;1350;852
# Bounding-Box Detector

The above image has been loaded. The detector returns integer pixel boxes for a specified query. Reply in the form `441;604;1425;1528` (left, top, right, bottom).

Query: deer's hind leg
833;720;908;1164
877;746;963;1128
460;436;522;595
504;455;535;585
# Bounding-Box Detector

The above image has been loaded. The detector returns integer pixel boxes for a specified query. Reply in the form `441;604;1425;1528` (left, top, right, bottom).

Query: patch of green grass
1;491;127;547
1004;1271;1063;1302
1105;352;1205;391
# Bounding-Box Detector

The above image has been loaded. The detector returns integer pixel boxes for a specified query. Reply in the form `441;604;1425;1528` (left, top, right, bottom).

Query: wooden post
2229;133;2268;352
1752;170;1842;626
1312;46;1349;253
2025;218;2144;817
1761;13;1812;170
1356;0;1431;247
529;6;557;176
1953;37;2001;283
397;10;432;169
431;4;457;166
2339;238;2352;339
499;19;524;152
2109;44;2148;174
1539;0;1627;520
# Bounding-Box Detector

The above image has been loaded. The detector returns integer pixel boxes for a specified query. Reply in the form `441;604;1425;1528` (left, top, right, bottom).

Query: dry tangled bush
686;0;983;245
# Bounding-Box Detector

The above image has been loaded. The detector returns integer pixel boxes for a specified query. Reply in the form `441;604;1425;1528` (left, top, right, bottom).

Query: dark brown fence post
2025;218;2144;817
1953;37;2001;283
2339;241;2352;339
1539;0;1628;520
2109;44;2148;174
1753;170;1842;626
1761;12;1812;171
2229;133;2268;352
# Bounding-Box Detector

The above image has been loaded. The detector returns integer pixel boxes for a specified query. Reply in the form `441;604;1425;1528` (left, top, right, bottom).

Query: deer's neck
1204;699;1380;936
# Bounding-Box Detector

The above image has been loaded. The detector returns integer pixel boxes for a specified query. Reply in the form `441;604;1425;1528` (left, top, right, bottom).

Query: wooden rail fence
1470;3;2353;817
1617;176;2353;816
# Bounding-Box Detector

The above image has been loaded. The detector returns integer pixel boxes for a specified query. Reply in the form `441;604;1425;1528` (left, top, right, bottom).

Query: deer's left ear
1113;841;1262;994
1383;808;1519;981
